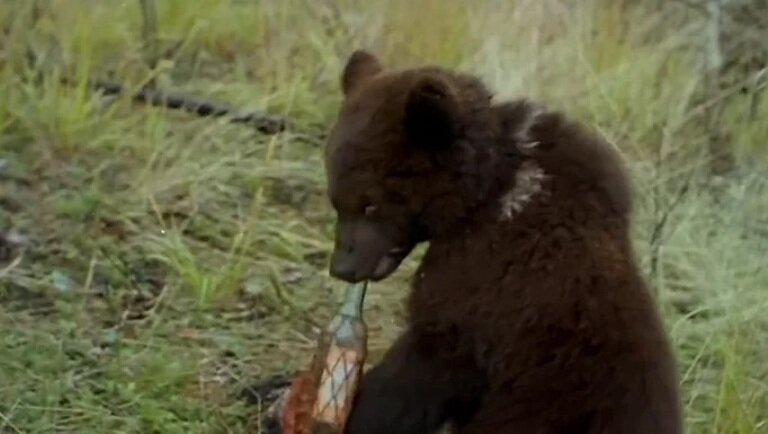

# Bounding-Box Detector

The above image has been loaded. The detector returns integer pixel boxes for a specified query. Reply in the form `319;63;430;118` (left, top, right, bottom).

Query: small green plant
145;229;250;307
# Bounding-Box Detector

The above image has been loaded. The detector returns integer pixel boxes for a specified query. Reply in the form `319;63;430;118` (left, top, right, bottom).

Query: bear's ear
404;75;460;150
341;50;383;96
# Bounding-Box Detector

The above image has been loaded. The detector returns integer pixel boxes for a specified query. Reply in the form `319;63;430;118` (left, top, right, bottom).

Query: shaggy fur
324;50;683;434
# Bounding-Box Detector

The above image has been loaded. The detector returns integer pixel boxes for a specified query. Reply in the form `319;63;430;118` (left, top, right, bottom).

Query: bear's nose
330;262;358;282
329;249;365;283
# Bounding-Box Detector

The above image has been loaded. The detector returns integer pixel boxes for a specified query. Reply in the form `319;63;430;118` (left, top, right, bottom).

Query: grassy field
1;0;767;433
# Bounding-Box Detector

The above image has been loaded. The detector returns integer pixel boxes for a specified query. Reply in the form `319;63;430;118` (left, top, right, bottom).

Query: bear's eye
364;205;378;218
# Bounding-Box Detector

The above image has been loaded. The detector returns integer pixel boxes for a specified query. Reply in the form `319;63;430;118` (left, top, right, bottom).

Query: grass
1;0;767;432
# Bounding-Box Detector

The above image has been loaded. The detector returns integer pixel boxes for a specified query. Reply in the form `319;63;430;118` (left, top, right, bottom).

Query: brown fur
324;50;683;434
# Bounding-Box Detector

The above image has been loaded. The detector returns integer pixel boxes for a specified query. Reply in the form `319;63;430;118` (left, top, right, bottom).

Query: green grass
1;0;767;432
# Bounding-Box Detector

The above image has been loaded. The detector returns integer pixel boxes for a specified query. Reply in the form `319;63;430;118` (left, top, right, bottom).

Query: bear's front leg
343;326;485;434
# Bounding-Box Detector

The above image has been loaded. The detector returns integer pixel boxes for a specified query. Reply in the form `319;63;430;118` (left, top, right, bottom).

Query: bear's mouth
370;247;410;281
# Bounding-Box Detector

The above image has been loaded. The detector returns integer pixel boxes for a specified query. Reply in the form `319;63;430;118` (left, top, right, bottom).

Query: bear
322;49;683;434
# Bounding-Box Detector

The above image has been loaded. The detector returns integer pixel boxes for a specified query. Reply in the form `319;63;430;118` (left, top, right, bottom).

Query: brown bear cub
324;50;683;434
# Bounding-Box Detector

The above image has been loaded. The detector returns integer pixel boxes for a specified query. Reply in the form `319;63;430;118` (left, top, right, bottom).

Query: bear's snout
329;247;367;282
329;218;412;283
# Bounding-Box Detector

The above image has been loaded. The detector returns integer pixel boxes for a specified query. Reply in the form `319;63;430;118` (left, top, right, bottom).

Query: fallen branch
83;78;289;135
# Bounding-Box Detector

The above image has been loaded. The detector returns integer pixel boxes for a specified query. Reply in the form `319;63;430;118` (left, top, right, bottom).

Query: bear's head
323;50;534;283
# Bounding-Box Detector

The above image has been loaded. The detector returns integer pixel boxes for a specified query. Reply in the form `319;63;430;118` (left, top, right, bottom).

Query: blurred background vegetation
0;0;767;432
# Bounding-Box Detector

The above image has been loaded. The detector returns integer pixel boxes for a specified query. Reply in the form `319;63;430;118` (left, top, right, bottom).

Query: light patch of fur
499;160;548;221
514;104;545;153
